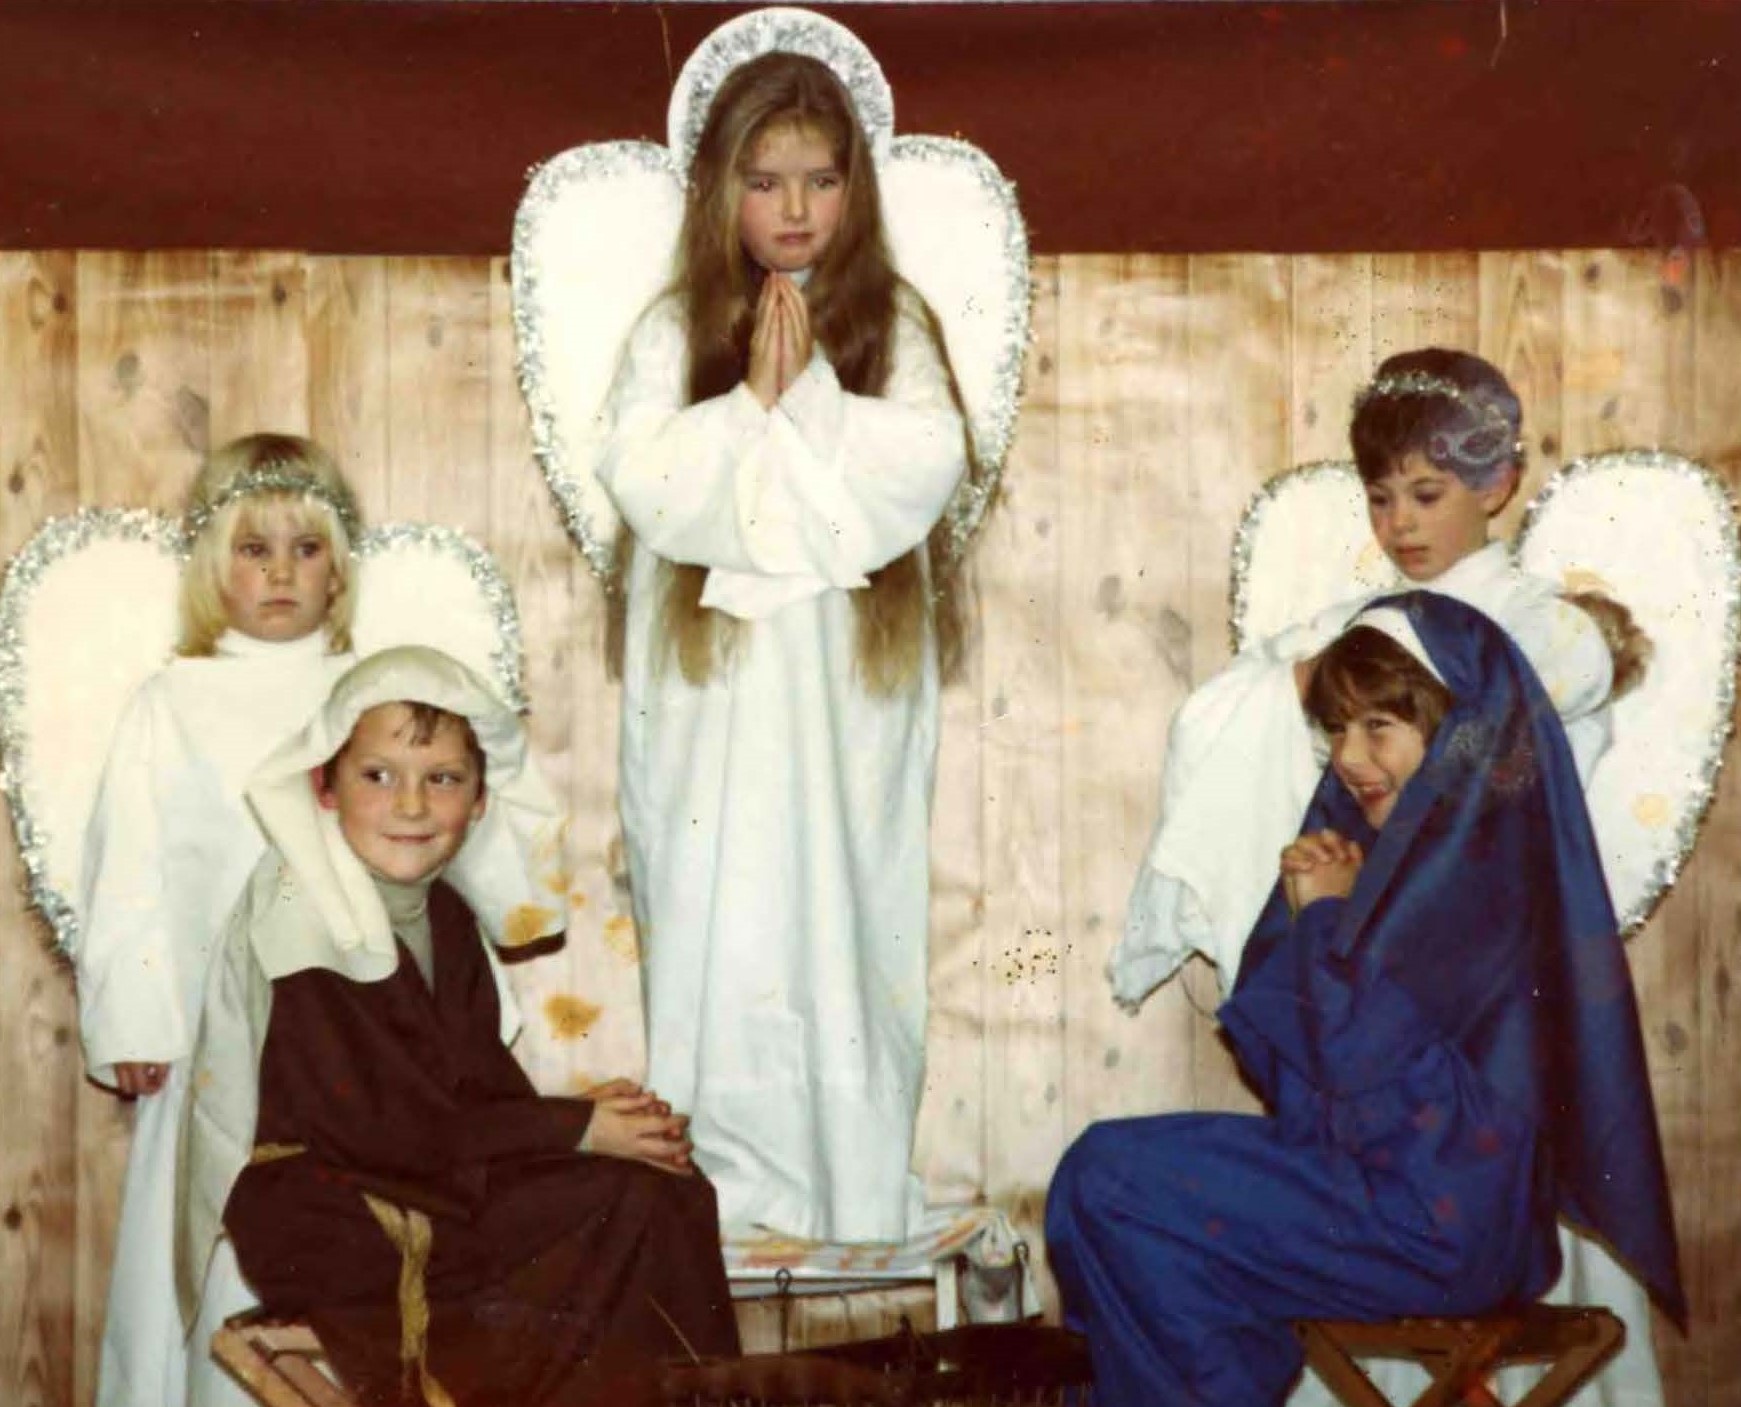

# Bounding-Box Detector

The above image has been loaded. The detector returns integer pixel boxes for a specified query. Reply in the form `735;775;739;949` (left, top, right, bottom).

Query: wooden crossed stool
1296;1304;1626;1407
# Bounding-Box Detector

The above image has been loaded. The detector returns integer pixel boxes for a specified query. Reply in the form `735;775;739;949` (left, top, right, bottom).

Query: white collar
213;628;336;663
1426;541;1509;596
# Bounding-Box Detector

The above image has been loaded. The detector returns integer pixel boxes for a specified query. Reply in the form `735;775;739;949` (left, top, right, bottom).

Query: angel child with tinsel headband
74;433;362;1407
515;7;1027;1246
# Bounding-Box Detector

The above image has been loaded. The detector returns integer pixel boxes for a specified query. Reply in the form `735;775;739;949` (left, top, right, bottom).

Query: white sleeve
75;684;189;1081
1496;584;1615;786
1110;650;1323;1007
599;298;968;620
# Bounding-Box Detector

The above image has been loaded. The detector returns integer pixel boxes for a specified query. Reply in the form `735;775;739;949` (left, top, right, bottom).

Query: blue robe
1046;593;1682;1407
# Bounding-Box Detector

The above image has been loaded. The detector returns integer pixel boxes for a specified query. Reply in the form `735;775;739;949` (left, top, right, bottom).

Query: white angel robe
1114;542;1665;1407
79;628;353;1407
598;290;966;1243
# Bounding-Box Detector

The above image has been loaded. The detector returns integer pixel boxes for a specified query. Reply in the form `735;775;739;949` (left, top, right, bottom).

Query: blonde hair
1564;591;1653;702
612;51;983;696
178;433;360;656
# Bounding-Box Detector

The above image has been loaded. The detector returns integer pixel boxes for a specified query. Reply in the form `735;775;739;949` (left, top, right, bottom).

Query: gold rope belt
362;1193;458;1407
246;1144;456;1407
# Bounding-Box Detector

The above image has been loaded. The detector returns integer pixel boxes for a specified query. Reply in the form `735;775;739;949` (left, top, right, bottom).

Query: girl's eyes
236;540;268;558
745;177;776;193
811;174;840;190
295;538;328;559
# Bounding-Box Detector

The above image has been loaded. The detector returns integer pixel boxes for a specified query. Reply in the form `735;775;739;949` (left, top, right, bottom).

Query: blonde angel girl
598;50;981;1244
80;432;359;1407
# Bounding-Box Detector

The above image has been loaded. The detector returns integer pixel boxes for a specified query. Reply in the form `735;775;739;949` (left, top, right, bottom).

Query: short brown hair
1304;626;1455;744
1351;348;1523;491
321;702;486;791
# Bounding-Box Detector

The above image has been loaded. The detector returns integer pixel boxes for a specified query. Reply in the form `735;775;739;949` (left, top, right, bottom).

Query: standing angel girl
597;50;983;1243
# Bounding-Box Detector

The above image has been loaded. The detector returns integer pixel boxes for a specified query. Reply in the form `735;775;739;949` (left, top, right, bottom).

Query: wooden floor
1;248;1737;1406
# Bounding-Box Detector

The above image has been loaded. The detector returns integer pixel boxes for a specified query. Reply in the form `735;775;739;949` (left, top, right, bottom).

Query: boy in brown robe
178;647;738;1406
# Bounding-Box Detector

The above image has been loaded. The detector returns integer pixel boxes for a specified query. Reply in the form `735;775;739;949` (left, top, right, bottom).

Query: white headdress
1346;604;1448;686
244;645;567;983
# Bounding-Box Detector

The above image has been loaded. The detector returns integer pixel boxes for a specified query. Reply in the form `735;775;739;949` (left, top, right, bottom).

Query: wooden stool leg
1411;1318;1519;1407
1298;1322;1397;1407
1512;1313;1626;1407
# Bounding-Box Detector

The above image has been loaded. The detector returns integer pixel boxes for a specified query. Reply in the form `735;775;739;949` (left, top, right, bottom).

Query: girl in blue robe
1045;592;1683;1407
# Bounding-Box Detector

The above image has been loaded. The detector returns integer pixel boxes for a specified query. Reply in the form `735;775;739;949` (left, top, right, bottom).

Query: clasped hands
1280;829;1363;914
747;272;813;408
582;1077;697;1176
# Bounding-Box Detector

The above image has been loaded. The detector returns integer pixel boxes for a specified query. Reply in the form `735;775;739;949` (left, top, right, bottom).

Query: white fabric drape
599;291;965;1243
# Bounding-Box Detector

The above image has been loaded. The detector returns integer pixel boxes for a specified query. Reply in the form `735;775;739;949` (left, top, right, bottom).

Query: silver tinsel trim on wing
512;140;679;581
887;135;1032;567
666;6;895;176
355;523;530;713
0;509;185;955
1517;449;1740;936
1228;460;1365;654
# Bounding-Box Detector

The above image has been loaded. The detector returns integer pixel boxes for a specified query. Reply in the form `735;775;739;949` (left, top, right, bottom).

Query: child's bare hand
774;276;812;387
747;278;785;408
588;1093;695;1175
1281;829;1363;912
112;1061;169;1097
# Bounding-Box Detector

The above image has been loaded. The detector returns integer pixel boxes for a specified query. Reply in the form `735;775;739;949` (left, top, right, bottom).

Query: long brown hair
617;51;979;695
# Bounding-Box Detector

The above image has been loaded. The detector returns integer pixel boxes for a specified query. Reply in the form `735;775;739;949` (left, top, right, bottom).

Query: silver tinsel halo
0;509;533;956
667;6;895;175
1226;449;1740;941
184;465;363;543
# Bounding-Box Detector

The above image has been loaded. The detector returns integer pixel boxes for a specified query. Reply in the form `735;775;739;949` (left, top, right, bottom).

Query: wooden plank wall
0;249;1737;1404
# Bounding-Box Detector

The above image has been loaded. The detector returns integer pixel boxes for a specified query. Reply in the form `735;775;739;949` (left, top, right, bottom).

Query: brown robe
224;883;739;1406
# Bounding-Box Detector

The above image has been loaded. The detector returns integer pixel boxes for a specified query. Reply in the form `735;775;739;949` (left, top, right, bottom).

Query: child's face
737;123;844;274
317;703;485;886
1328;708;1428;829
1364;452;1513;583
222;500;338;642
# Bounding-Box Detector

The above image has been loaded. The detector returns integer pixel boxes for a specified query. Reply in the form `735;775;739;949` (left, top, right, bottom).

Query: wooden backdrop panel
0;248;1737;1406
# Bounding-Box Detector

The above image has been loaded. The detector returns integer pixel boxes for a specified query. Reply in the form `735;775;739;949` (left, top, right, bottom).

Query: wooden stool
210;1315;360;1407
1296;1304;1625;1407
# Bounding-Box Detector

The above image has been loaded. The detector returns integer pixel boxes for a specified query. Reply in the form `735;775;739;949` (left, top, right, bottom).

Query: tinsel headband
183;465;363;545
1353;370;1525;460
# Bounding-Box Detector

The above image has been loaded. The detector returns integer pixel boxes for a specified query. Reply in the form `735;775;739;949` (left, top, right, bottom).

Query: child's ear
469;789;488;826
312;765;339;810
1478;464;1521;518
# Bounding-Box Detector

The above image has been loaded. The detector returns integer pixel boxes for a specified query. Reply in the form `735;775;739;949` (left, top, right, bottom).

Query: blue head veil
1231;591;1684;1325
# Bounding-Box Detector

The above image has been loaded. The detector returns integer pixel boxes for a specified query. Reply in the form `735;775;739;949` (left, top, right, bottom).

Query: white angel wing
1230;462;1397;653
1516;451;1740;933
352;524;529;711
0;510;183;953
512;141;684;580
883;135;1030;560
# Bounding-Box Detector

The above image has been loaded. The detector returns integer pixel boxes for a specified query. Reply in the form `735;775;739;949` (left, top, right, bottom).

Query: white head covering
1347;604;1449;686
245;645;569;982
